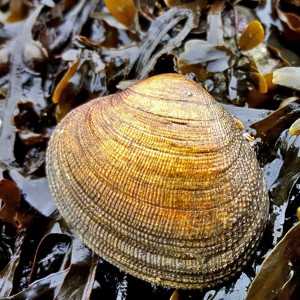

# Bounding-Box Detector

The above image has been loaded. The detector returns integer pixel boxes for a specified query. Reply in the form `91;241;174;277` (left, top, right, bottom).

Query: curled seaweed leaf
246;222;300;300
29;233;72;283
250;98;300;144
55;238;99;299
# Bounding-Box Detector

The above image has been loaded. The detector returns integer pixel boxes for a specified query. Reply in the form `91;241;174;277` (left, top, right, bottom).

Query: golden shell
46;73;269;289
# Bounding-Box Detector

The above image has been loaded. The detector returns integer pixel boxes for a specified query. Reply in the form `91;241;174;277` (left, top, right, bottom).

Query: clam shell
46;74;269;289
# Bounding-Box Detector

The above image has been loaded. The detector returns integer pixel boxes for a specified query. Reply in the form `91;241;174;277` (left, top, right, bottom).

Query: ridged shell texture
46;74;269;289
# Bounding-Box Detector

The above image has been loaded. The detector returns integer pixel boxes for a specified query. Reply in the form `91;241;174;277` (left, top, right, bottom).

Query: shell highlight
46;73;269;289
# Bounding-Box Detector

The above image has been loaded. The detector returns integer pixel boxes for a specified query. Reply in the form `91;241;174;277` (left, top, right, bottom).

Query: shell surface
46;73;269;289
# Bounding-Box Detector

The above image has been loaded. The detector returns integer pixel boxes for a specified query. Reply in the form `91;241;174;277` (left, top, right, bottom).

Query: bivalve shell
46;73;269;289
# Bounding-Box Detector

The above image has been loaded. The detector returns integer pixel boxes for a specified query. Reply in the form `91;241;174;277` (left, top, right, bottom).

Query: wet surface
0;0;300;299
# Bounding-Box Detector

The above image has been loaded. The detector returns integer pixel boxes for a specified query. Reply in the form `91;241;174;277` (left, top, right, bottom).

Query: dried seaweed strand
136;7;199;79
